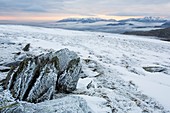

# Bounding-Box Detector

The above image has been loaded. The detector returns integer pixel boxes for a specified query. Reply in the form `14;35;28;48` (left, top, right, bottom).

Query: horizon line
0;15;169;23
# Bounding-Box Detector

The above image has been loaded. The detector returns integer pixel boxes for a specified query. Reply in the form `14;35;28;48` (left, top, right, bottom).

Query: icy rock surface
3;48;81;103
0;94;93;113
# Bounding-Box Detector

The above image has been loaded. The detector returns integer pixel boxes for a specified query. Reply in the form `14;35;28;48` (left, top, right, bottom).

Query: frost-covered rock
3;48;81;103
0;96;93;113
143;66;166;73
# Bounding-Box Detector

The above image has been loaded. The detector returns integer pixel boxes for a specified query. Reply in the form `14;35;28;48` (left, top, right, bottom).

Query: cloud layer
0;0;170;20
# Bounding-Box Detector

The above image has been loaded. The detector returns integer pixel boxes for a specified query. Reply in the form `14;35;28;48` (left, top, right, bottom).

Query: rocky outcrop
143;66;166;73
0;95;93;113
3;61;21;68
22;43;30;51
3;48;81;103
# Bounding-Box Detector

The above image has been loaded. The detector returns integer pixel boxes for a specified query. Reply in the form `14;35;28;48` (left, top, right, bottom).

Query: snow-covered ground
0;25;170;113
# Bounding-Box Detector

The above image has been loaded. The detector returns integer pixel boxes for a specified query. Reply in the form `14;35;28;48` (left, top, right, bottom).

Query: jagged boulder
22;43;30;51
3;48;81;103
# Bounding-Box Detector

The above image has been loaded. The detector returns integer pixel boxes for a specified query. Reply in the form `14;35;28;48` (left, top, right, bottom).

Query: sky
0;0;170;21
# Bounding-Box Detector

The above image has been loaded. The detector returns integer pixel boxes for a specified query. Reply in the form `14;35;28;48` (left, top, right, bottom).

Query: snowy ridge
119;16;168;23
57;17;167;23
0;25;170;113
57;18;116;23
48;16;166;34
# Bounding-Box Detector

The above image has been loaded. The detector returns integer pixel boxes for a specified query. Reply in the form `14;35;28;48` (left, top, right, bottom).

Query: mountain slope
124;27;170;41
161;21;170;28
0;25;170;113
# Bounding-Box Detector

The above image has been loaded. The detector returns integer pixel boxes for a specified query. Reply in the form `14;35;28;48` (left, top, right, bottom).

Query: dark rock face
3;61;21;68
3;48;81;103
22;43;30;51
0;66;10;72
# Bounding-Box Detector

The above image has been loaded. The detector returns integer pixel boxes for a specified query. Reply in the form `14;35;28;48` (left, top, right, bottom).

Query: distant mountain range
57;18;116;23
57;17;168;23
119;17;167;23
